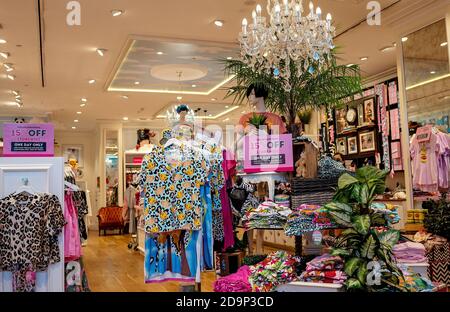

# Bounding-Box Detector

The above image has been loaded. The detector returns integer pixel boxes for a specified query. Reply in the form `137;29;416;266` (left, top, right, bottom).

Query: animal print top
139;145;209;233
0;192;66;272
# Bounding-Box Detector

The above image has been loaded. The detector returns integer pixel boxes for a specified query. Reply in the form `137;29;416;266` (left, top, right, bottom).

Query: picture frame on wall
361;98;375;126
347;136;358;155
359;131;376;153
336;137;347;155
62;144;84;168
335;108;347;134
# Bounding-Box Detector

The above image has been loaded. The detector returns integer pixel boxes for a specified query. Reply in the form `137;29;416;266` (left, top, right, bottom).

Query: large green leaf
360;235;377;259
370;212;387;226
338;173;358;190
357;261;368;285
345;278;364;291
324;202;353;214
329;210;352;227
378;230;400;248
331;248;351;257
344;257;363;276
352;215;371;235
359;184;370;204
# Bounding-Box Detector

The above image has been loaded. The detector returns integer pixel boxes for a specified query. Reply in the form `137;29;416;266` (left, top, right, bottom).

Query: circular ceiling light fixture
88;79;96;84
360;57;368;61
134;81;140;85
123;117;129;121
441;42;448;47
96;48;107;56
157;51;164;55
0;52;10;59
77;111;82;115
401;37;408;42
111;10;124;17
121;95;129;99
0;38;6;44
80;103;86;107
214;20;224;27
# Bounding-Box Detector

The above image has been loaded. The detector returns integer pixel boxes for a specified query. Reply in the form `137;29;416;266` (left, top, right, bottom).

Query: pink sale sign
3;123;54;157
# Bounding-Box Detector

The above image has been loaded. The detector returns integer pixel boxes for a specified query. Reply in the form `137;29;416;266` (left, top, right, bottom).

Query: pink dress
221;149;236;250
64;192;82;262
436;132;450;190
410;134;440;192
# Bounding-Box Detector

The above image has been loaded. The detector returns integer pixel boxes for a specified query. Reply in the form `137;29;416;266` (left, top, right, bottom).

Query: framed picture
360;98;375;125
335;108;347;134
347;136;358;155
359;131;376;153
336;137;347;155
62;145;84;168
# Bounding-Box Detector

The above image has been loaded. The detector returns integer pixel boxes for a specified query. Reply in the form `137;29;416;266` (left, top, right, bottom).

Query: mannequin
171;104;195;141
131;128;155;153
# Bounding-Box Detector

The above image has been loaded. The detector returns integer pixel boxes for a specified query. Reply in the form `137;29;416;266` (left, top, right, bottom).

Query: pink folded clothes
393;242;428;263
214;266;252;292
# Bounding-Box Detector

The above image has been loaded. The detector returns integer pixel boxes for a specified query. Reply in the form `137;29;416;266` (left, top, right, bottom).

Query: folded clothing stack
214;265;252;292
398;264;435;292
242;201;291;230
249;251;299;292
393;242;428;264
285;204;337;236
274;194;290;209
371;202;401;224
299;254;347;284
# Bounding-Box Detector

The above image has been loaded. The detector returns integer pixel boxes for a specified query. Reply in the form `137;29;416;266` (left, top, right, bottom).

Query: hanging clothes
64;192;82;262
221;149;236;250
200;182;214;270
72;191;89;240
0;192;66;292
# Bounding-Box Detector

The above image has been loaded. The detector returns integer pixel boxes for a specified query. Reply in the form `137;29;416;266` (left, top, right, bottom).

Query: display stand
0;157;65;292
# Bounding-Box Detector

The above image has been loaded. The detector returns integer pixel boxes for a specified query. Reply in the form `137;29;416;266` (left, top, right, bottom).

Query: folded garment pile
371;202;401;224
274;194;290;209
285;204;337;236
393;242;428;263
249;251;299;292
398;264;435;292
299;254;347;284
213;265;252;292
242;201;291;230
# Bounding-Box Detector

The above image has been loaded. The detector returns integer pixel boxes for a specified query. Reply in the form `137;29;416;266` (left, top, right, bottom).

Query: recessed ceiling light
76;111;82;115
121;95;129;99
227;57;233;60
123;117;129;121
380;46;395;53
214;20;224;27
157;51;164;55
6;67;13;72
72;126;77;130
430;71;436;74
223;118;230;122
177;96;183;100
0;52;9;59
441;42;448;47
134;81;140;85
12;90;19;95
15;95;21;99
401;37;408;42
15;98;21;103
0;38;6;44
225;105;229;108
360;57;368;61
96;48;107;56
81;98;87;102
192;84;197;88
88;79;96;84
242;111;246;114
74;119;79;123
111;10;124;17
7;74;15;80
80;103;86;107
346;63;355;67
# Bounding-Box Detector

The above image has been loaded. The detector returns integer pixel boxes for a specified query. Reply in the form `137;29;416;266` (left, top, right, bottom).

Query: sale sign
3;123;54;157
243;134;293;173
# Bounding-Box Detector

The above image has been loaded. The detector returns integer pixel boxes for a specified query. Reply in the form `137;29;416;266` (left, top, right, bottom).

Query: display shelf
403;223;424;232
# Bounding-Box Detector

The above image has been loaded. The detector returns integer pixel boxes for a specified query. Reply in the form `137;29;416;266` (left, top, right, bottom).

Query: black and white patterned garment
317;156;352;179
72;191;89;240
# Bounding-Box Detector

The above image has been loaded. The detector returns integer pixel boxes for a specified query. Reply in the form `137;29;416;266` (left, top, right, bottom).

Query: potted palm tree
223;51;363;135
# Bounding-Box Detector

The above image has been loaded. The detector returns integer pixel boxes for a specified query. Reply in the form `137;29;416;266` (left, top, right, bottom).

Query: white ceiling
0;0;449;132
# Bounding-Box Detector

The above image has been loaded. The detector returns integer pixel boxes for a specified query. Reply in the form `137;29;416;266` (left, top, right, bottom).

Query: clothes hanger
14;178;38;195
64;181;80;191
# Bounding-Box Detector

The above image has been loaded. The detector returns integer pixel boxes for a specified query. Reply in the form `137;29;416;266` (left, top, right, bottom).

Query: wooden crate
215;251;245;276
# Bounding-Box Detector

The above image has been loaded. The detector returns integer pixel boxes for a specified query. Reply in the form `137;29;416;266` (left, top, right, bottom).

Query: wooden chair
97;206;124;236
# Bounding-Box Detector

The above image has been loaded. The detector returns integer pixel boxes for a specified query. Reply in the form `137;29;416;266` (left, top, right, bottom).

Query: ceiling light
430;71;436;74
211;98;217;101
81;98;87;102
15;98;21;103
242;111;246;114
96;48;107;56
0;52;9;59
17;103;23;108
441;42;448;47
177;96;183;100
346;64;355;67
223;118;230;122
214;20;224;27
7;74;15;80
121;95;129;99
72;126;77;130
0;38;6;44
192;84;197;88
111;10;124;17
134;81;140;85
401;37;408;42
380;46;395;53
225;105;229;108
80;103;86;107
74;119;79;123
360;57;368;61
123;117;129;121
157;51;164;55
4;63;12;69
12;90;19;95
6;67;13;72
76;111;82;115
88;79;96;84
15;95;21;99
227;57;233;60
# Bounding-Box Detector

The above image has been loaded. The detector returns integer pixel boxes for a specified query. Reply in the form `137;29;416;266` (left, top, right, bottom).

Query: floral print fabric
299;254;347;284
139;145;209;233
285;204;337;236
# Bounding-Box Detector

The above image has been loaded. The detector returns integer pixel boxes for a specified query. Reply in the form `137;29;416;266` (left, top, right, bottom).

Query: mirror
105;130;119;207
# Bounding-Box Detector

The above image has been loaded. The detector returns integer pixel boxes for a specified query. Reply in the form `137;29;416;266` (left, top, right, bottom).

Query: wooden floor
83;232;217;292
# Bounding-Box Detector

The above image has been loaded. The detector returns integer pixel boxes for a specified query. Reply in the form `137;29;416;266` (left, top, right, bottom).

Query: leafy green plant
248;113;268;129
222;50;363;130
423;193;450;240
298;109;313;125
323;166;406;292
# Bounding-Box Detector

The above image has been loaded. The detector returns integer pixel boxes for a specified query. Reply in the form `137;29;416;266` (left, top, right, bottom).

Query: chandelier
238;0;335;91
